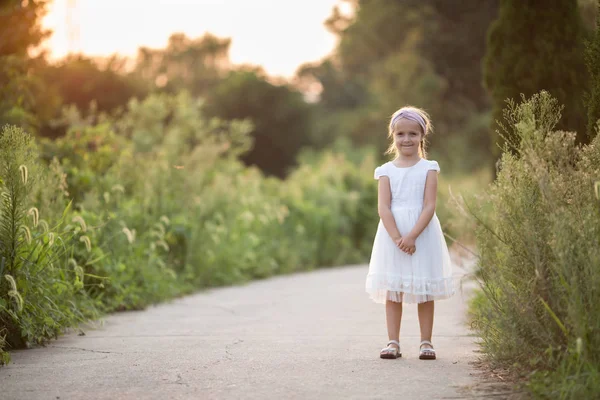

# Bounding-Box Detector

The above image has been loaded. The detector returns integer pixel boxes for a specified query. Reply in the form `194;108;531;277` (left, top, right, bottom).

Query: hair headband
390;110;427;135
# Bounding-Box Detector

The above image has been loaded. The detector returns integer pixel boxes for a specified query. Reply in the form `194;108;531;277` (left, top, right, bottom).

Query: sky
42;0;350;78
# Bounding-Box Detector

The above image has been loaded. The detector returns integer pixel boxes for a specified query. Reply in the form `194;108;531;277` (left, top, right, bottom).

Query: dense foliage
470;92;600;398
484;0;588;152
0;94;382;363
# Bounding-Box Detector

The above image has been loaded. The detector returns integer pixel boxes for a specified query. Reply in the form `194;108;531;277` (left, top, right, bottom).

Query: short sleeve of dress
374;164;389;180
428;160;440;173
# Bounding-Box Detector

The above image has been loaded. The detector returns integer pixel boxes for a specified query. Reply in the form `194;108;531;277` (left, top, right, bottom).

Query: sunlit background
42;0;348;77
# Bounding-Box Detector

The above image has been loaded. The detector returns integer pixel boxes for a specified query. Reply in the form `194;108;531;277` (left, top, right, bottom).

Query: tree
422;0;498;113
134;33;231;97
584;1;600;138
484;0;588;152
335;0;417;80
0;0;54;133
32;55;148;138
416;0;499;164
204;70;313;177
0;0;50;56
295;59;368;148
0;55;58;133
43;55;148;114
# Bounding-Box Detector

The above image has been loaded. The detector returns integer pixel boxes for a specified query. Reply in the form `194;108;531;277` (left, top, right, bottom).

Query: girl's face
393;119;423;157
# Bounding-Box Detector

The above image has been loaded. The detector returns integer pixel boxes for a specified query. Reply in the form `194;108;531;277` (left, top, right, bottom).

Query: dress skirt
365;206;454;304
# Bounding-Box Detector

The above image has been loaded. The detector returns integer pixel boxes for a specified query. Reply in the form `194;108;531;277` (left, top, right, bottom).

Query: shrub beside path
0;254;511;399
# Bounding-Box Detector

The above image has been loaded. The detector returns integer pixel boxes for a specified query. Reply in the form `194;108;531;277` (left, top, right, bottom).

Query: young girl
365;106;454;360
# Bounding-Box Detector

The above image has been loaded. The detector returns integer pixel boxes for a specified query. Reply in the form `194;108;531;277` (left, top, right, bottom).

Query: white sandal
419;340;436;360
380;340;402;359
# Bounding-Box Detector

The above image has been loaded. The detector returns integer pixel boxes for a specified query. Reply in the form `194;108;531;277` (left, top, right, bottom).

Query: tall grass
469;91;600;399
0;125;100;365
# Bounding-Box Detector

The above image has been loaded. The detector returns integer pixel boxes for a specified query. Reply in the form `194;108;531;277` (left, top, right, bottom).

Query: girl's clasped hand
394;236;416;255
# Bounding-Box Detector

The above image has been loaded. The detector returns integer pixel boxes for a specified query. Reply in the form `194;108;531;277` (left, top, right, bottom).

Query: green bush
469;91;600;399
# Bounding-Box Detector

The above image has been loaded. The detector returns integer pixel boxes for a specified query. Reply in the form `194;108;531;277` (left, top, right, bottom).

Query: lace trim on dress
365;274;455;304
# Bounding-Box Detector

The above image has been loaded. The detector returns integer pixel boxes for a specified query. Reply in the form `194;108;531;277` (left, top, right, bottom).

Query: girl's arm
399;170;438;250
377;176;402;241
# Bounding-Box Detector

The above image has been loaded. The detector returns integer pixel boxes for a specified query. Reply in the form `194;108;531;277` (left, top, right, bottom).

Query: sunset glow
42;0;348;78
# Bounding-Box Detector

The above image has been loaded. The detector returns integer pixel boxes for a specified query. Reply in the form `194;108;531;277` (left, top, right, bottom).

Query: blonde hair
385;106;433;159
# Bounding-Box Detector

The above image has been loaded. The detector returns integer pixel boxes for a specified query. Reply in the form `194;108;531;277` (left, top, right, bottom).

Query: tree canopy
204;70;313;177
484;0;588;150
0;0;50;56
0;0;52;132
134;33;231;97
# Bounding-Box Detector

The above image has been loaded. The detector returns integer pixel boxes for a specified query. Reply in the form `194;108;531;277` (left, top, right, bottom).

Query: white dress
365;158;454;304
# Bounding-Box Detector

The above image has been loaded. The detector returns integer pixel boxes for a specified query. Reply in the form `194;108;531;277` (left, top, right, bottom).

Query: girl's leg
385;294;403;349
417;300;435;348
